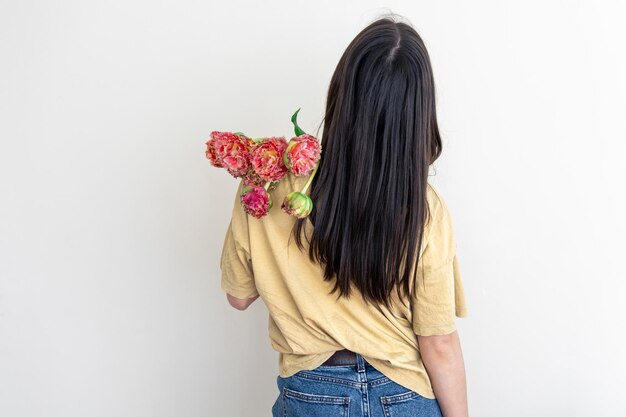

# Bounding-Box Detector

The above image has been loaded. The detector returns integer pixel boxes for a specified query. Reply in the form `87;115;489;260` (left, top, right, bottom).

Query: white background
1;1;625;416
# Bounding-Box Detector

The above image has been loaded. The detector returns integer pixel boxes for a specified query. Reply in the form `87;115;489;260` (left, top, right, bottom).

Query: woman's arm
417;330;469;417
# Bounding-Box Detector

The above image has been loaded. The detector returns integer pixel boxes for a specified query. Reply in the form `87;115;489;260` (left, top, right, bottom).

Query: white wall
1;1;624;416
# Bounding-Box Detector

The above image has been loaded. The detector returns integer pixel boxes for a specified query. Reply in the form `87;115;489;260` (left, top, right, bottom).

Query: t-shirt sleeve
411;188;468;336
219;180;259;299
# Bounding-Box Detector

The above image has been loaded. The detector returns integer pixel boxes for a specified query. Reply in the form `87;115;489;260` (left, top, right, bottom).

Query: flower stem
301;161;319;194
264;181;271;191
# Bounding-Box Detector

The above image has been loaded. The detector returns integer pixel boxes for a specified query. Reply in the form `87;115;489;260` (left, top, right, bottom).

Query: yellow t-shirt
219;172;468;399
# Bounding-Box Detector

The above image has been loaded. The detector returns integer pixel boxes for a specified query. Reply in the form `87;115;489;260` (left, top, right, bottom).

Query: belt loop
356;352;366;372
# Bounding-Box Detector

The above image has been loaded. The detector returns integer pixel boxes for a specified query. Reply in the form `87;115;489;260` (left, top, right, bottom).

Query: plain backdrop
1;1;625;416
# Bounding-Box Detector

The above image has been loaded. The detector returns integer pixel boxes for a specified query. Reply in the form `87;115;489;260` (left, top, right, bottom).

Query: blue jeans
272;353;443;417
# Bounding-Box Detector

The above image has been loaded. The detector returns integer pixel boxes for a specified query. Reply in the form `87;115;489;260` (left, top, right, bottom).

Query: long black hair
291;15;442;310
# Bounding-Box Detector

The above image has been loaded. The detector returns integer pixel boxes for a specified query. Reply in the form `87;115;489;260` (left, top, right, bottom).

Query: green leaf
291;108;306;137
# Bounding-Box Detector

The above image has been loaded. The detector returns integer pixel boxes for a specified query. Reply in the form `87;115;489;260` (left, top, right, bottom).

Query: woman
219;14;469;417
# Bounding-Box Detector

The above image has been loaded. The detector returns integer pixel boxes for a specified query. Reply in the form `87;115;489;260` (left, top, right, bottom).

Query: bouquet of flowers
205;108;322;219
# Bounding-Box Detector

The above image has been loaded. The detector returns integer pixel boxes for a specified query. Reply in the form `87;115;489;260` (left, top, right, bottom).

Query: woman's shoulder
426;181;452;225
273;171;309;196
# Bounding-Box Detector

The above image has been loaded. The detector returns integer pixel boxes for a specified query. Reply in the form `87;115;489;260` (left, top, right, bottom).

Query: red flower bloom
283;134;321;176
240;184;272;219
205;131;223;168
250;137;289;182
206;131;252;178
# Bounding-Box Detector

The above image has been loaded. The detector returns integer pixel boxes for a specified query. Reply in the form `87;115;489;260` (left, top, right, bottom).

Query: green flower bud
281;191;313;218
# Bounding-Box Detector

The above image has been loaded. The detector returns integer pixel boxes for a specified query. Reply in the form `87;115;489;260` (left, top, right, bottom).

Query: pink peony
250;137;289;182
205;132;223;168
240;184;272;219
206;131;252;178
283;134;321;176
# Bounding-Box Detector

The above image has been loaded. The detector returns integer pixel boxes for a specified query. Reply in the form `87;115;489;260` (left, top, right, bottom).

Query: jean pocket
380;390;442;417
282;387;351;417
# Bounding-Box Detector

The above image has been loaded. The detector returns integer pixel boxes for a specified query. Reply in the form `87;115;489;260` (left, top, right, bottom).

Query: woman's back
220;172;468;400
